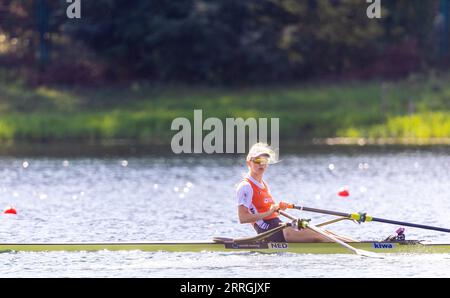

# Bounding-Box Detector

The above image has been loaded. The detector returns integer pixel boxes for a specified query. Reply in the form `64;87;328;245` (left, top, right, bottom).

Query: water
1;146;450;277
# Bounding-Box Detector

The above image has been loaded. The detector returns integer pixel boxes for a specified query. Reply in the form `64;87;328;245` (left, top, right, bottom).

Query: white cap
246;143;279;164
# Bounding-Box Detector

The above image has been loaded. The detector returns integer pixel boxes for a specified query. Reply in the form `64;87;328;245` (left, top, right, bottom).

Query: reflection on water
0;144;450;277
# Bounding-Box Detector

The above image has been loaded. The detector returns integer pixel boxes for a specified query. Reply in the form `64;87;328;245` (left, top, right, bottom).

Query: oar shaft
278;211;381;258
305;223;358;253
280;210;296;221
370;217;450;233
279;211;352;247
291;205;351;218
287;204;450;233
234;222;291;243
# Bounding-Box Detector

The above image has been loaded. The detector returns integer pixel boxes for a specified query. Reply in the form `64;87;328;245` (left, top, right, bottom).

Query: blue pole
36;0;49;65
440;0;449;60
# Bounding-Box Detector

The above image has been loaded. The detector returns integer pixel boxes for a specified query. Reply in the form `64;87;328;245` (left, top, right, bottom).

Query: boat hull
0;241;449;254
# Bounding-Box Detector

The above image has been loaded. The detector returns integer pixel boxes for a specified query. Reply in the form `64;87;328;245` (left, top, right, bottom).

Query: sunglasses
252;157;269;165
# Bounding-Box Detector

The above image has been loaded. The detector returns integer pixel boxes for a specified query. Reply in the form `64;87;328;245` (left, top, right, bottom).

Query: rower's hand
278;201;289;211
267;202;288;217
269;204;280;215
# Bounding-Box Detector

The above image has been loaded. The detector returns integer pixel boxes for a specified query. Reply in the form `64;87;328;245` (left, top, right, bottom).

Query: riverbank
1;72;450;145
2;140;450;158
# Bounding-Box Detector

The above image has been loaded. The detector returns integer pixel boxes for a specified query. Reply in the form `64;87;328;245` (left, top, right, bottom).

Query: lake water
1;146;450;277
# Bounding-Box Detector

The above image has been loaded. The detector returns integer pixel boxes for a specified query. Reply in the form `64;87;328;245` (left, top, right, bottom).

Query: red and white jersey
236;175;277;229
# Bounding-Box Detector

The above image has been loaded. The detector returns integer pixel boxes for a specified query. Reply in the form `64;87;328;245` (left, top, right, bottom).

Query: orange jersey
246;178;278;220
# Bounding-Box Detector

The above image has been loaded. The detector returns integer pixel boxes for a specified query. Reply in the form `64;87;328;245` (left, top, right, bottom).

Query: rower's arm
238;205;277;224
236;181;278;223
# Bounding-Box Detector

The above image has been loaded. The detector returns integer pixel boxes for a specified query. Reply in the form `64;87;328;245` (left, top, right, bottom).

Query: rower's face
247;156;269;174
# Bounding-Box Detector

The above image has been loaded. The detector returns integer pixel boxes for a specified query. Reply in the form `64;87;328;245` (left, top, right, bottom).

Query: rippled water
1;147;450;277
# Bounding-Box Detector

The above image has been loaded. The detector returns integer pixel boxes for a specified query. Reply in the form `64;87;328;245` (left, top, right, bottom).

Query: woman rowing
237;143;355;242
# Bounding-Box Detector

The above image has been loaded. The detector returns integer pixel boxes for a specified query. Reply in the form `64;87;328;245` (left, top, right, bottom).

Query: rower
236;142;356;243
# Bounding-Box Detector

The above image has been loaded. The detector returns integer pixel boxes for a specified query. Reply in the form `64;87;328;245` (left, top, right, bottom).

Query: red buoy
338;187;350;197
3;206;17;215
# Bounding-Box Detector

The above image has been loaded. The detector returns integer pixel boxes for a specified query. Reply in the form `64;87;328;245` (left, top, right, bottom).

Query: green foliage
58;0;441;83
1;74;450;143
344;112;450;139
0;1;444;84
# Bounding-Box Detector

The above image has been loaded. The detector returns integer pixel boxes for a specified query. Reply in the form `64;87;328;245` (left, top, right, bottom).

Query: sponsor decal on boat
225;243;269;249
269;243;288;250
372;243;395;249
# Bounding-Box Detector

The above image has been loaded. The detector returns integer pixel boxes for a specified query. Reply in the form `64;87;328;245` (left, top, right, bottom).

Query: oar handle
280;202;351;218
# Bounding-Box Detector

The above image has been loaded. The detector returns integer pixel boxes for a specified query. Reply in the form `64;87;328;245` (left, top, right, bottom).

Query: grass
340;112;450;139
0;71;450;144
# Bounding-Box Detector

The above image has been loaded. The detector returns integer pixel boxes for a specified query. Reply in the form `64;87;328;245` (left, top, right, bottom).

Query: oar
279;211;382;258
233;222;291;243
213;223;292;244
281;203;450;233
